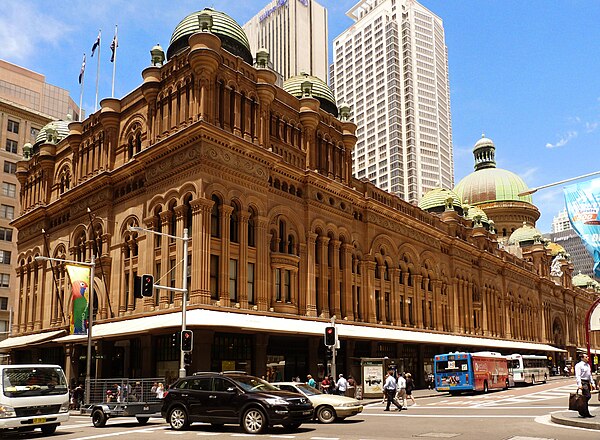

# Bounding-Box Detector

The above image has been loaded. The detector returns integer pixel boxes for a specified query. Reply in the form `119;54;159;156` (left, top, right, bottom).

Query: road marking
310;437;340;440
535;413;599;432
196;434;223;437
68;425;167;439
269;436;296;439
367;414;535;418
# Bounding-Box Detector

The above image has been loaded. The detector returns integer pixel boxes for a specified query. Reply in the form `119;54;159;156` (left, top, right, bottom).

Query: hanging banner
563;178;600;278
65;264;90;335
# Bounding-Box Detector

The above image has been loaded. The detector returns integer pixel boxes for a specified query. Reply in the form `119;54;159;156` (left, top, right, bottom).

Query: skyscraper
243;0;329;82
331;0;453;202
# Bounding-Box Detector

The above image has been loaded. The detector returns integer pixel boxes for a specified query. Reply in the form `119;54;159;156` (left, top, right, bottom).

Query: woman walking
405;373;417;406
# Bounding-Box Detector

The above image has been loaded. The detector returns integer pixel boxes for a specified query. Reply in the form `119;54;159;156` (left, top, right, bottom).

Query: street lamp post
35;255;95;404
129;226;189;378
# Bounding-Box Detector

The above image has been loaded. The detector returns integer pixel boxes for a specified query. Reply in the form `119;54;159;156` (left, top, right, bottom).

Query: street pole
85;255;95;405
330;316;336;379
179;228;189;378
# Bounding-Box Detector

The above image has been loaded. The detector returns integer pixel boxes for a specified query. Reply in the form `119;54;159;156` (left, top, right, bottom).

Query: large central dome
454;135;532;205
167;8;253;64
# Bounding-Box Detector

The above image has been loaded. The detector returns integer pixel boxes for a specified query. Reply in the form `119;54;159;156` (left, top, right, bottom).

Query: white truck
0;364;70;435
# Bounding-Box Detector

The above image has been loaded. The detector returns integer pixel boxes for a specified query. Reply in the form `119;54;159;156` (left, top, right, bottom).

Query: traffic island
551;411;600;430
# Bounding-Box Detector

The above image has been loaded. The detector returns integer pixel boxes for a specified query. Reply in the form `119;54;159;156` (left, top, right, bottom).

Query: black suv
161;372;313;434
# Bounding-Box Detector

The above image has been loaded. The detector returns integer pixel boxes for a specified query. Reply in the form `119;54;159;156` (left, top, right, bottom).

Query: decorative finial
150;43;165;66
255;48;270;68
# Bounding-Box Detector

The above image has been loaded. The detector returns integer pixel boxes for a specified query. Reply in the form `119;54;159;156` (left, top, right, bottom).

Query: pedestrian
320;376;331;394
307;374;317;388
336;374;349;396
564;365;570;377
73;383;84;409
156;382;165;399
427;372;435;390
575;353;595;418
347;375;356;397
383;370;403;411
396;373;407;409
405;373;417;406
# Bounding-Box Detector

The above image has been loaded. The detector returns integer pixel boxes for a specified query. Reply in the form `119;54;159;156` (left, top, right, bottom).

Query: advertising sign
362;363;383;395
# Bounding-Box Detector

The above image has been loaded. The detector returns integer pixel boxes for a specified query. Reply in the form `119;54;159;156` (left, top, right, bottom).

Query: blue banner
563;178;600;278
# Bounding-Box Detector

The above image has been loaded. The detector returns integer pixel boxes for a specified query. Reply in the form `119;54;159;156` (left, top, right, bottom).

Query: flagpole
79;54;85;122
111;25;118;98
95;29;101;112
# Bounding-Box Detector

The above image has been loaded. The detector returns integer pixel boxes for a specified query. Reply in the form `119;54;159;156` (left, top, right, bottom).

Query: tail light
162;391;169;399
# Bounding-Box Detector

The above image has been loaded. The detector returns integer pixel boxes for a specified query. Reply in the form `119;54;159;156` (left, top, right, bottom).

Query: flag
91;32;100;57
563;177;600;277
78;54;86;84
66;264;91;335
110;32;118;62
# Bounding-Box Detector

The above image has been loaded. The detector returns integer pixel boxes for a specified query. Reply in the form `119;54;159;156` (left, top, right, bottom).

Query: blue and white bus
434;351;509;394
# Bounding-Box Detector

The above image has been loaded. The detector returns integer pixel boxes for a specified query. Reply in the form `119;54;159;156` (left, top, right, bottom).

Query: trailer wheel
136;417;149;425
92;408;108;428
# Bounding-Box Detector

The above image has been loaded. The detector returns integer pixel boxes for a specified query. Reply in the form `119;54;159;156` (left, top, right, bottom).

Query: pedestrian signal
181;330;193;352
324;326;336;346
184;352;192;367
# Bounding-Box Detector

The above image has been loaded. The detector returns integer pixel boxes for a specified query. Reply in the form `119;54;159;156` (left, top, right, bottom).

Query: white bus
0;364;70;435
506;354;549;386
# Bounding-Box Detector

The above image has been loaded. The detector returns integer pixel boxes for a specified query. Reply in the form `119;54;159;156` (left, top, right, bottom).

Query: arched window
211;195;221;238
184;195;193;236
75;231;87;262
154;208;162;248
278;220;286;253
169;202;177;242
384;262;390;280
128;137;134;159
135;132;142;154
247;207;256;247
287;234;295;255
230;201;240;243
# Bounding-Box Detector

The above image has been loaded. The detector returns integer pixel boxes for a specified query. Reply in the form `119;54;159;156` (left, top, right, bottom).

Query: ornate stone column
190;198;213;304
304;232;318;317
317;236;329;317
219;205;233;307
256;216;269;311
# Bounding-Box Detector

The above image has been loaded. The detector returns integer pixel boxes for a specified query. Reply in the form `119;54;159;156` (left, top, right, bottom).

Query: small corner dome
283;72;338;117
507;222;542;246
464;205;489;223
167;8;252;64
34;120;71;146
572;271;594;288
473;134;494;151
418;188;463;213
547;241;565;256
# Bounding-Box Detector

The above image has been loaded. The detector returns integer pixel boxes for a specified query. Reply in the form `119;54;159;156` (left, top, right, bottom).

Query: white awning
49;308;567;353
0;330;65;349
577;347;600;355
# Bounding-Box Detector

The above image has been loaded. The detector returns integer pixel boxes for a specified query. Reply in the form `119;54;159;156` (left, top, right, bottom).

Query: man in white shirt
336;374;348;396
575;353;596;418
383;370;403;411
396;373;407;409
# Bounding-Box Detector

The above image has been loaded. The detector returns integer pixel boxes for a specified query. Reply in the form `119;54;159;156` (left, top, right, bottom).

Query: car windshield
3;367;68;397
230;375;280;392
292;383;322;396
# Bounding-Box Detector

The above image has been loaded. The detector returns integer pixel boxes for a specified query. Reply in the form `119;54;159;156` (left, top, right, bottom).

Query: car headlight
0;404;16;418
60;400;70;413
341;401;360;407
265;397;289;406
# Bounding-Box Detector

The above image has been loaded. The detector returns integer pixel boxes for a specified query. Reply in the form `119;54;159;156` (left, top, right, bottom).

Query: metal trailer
81;378;164;427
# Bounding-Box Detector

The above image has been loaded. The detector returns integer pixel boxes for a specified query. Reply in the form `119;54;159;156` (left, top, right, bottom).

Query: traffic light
141;274;154;297
326;347;333;361
324;326;336;346
181;330;193;352
184;352;192;367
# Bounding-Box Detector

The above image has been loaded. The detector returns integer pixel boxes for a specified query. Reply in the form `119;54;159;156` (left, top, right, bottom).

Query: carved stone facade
4;27;598;383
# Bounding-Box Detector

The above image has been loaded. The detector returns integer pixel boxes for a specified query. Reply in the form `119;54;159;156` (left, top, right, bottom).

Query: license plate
33;417;46;424
302;410;312;415
143;406;149;411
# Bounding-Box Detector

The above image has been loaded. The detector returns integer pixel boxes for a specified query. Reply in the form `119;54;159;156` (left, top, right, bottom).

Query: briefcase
569;390;585;412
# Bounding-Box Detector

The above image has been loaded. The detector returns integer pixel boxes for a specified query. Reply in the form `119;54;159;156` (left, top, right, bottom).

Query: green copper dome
418;188;463;213
454;135;532;205
507;222;542;246
34;120;70;146
167;8;253;64
572;271;594;288
463;204;489;223
283;72;338;117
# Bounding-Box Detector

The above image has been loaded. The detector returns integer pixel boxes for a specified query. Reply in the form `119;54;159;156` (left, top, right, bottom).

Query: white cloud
0;2;72;62
585;121;599;133
545;131;578;148
519;167;539;183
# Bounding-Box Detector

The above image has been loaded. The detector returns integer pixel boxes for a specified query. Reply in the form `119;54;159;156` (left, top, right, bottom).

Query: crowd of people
382;370;416;412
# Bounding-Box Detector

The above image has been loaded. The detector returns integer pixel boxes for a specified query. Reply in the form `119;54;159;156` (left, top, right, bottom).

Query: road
3;378;598;440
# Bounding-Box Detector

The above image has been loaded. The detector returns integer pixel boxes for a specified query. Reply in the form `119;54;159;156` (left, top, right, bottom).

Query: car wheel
242;407;267;434
40;424;58;435
317;406;336;424
168;406;189;431
136;417;149;425
92;409;107;428
283;422;301;431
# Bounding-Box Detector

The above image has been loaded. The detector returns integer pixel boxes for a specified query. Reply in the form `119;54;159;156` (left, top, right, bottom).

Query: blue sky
1;0;599;233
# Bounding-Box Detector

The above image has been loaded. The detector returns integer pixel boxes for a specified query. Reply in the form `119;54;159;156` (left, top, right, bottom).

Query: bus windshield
435;359;470;373
507;359;520;370
2;367;68;397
